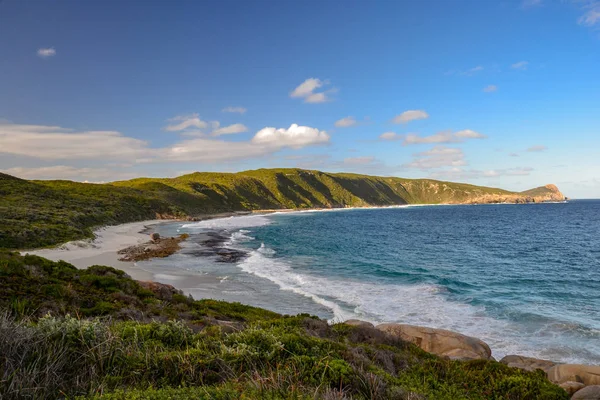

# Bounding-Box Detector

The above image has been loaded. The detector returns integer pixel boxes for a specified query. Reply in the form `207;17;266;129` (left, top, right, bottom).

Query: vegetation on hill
0;169;565;249
0;251;568;399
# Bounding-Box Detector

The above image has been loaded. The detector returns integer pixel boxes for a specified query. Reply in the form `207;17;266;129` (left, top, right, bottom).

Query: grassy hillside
0;169;565;249
0;251;568;399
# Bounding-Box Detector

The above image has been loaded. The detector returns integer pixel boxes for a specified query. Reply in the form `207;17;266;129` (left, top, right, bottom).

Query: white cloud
334;116;358;128
37;47;56;58
429;167;534;180
511;61;529;70
290;78;334;103
343;156;375;165
166;124;329;162
527;145;548;152
394;129;487;145
252;124;329;149
466;65;484;75
0;123;153;161
404;146;467;170
403;131;457;145
379;132;401;141
579;6;600;26
0;166;137;182
164;113;210;132
454;129;487;139
211;123;248;136
483;85;498;92
222;106;247;114
392;110;429;124
0;122;330;167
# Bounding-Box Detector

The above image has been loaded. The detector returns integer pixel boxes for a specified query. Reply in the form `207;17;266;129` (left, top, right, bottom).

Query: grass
0;251;568;399
0;169;561;250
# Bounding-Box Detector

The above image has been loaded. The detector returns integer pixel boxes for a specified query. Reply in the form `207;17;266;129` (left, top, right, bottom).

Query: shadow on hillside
328;176;408;205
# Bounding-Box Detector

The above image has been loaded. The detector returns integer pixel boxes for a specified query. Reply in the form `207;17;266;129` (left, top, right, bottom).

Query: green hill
0;250;567;399
0;168;565;249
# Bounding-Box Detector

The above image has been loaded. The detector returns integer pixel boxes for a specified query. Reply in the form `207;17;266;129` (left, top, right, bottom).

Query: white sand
23;220;167;281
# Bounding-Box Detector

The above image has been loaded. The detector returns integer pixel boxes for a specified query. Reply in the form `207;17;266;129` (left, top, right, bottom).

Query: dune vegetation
0;250;568;399
0;169;564;250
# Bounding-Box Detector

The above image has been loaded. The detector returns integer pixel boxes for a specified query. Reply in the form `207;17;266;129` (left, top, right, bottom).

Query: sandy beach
23;220;166;281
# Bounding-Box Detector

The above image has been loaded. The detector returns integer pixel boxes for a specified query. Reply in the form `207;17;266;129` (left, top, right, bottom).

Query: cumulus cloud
483;85;498;92
290;78;334;103
164;113;210;132
252;124;329;149
37;47;56;58
511;61;529;70
0;122;330;169
334;116;358;128
222;106;247;114
392;110;429;124
403;146;467;170
527;145;548;152
211;123;248;136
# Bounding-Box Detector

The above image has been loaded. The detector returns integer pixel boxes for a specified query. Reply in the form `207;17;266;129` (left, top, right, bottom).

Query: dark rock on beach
118;233;189;262
184;230;249;263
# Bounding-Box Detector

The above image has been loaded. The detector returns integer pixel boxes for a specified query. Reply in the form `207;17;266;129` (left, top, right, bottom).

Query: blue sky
1;0;599;198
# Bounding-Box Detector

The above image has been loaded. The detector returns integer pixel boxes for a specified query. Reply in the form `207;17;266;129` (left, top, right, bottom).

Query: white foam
181;215;272;230
235;243;591;361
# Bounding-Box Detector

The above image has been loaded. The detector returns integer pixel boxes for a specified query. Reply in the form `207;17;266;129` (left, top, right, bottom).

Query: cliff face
465;184;566;204
0;168;567;249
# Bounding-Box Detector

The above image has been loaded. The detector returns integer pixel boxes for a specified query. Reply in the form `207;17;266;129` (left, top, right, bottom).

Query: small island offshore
3;169;599;400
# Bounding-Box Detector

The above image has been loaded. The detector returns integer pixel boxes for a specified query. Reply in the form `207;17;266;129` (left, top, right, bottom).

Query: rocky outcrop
465;184;566;205
118;234;189;262
560;381;586;396
547;364;600;386
571;385;600;399
344;319;375;329
376;323;492;361
499;355;557;373
138;281;183;301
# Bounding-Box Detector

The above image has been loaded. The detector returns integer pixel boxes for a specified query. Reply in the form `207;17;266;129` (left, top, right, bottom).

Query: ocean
142;200;600;364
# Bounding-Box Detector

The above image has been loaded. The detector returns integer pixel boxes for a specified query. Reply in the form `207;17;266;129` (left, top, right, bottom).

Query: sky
0;0;599;198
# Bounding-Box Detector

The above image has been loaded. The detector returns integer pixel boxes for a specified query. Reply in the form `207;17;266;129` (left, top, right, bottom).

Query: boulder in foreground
571;385;600;400
547;364;600;386
559;381;585;396
344;319;375;329
376;323;492;360
500;354;558;373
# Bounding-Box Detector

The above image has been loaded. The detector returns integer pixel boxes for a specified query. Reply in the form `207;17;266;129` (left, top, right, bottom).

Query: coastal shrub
0;253;570;399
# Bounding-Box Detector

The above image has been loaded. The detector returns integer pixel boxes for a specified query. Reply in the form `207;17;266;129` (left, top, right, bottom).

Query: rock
442;348;485;361
344;319;375;329
559;381;585;396
499;355;557;373
547;364;600;386
571;385;600;400
138;281;182;301
376;323;492;360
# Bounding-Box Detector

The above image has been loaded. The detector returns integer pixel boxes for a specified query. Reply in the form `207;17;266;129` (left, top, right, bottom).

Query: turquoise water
146;200;600;363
